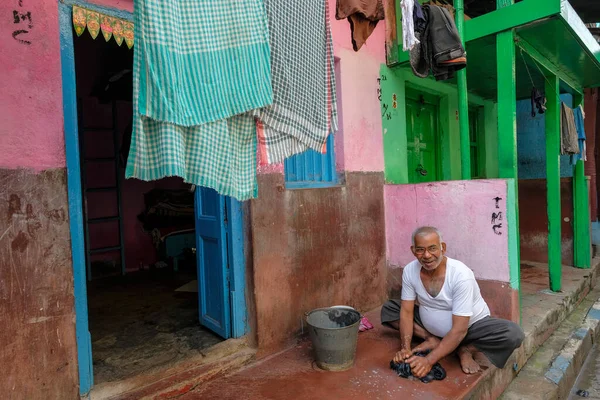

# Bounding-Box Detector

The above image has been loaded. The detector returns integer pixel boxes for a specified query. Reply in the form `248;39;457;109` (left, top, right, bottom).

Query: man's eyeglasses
414;246;440;255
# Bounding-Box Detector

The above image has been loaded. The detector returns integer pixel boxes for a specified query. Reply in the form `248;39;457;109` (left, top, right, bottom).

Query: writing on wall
492;196;503;235
11;0;32;45
377;74;394;121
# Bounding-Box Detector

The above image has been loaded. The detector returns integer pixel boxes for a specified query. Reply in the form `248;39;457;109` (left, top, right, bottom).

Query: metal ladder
78;98;126;281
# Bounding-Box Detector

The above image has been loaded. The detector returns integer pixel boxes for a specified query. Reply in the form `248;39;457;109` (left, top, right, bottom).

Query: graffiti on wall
491;196;503;235
377;74;395;121
11;0;33;45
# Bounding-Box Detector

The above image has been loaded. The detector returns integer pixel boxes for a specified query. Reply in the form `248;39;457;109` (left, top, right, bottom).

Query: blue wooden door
195;187;231;339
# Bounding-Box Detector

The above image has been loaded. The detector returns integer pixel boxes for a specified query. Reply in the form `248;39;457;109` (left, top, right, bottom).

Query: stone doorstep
465;260;600;400
87;339;255;400
498;289;600;400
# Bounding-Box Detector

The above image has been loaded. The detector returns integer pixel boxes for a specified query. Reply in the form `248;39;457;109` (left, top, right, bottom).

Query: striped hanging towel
126;0;272;200
255;0;338;165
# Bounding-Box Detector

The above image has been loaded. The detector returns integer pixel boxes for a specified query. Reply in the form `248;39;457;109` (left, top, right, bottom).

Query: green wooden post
455;0;471;180
545;74;562;291
573;160;591;268
496;0;521;322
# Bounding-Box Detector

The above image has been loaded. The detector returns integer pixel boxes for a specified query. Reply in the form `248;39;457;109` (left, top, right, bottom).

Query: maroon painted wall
0;170;79;398
249;172;387;356
584;89;598;221
519;178;575;265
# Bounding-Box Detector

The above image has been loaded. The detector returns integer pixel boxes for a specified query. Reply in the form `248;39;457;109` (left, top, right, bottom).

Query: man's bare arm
400;300;416;350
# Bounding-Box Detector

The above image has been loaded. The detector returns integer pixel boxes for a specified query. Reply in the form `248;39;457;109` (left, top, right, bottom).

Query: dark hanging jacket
410;4;466;81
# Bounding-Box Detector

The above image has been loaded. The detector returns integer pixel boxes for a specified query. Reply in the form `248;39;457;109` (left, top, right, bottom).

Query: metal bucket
305;307;361;371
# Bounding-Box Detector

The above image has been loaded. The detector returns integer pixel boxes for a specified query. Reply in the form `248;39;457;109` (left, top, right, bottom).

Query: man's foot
413;336;441;353
472;350;493;369
458;346;481;374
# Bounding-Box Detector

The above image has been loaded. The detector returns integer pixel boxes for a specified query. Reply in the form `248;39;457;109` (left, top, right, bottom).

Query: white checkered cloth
126;0;271;200
255;0;338;165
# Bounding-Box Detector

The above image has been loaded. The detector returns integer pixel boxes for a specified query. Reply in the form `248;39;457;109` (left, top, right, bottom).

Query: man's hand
407;355;433;378
393;348;413;363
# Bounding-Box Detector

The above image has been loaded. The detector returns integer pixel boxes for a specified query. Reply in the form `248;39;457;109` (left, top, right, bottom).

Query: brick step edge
544;299;600;399
501;294;600;400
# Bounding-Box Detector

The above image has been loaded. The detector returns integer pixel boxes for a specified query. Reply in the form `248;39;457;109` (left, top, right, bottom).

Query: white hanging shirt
401;257;491;338
401;0;420;51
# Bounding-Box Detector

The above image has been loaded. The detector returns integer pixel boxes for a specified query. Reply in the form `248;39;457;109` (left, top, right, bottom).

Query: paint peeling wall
250;173;387;355
0;0;81;396
384;180;519;321
0;170;79;398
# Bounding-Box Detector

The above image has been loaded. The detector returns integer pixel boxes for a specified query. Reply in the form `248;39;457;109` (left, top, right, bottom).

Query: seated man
382;226;524;378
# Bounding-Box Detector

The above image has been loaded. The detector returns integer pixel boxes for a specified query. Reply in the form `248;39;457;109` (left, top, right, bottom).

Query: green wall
380;65;499;183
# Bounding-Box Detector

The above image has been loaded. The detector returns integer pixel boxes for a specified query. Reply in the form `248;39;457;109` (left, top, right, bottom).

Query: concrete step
499;288;600;400
465;261;600;400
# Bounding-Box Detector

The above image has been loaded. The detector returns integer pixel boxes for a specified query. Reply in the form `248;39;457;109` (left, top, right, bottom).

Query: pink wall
385;180;510;283
88;0;133;12
0;0;65;170
329;0;385;173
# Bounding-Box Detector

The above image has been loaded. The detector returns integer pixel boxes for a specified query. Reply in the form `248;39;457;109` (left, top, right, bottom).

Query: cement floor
181;263;594;400
183;309;485;400
87;268;223;384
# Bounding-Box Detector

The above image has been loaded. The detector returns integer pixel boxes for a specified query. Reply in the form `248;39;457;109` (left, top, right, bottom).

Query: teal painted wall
517;95;577;179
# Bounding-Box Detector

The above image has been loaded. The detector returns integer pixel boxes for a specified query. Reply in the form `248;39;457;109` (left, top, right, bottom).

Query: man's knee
506;321;525;348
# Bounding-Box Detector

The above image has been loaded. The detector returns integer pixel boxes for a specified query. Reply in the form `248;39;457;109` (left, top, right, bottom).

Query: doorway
62;10;247;393
406;89;440;183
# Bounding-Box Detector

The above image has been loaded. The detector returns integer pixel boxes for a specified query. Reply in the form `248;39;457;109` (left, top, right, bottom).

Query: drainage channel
568;345;600;399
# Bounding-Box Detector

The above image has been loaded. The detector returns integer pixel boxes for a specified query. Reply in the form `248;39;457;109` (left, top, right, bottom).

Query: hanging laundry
136;0;272;126
256;0;338;165
413;0;427;33
409;5;466;81
336;0;385;51
400;0;419;51
126;0;272;201
572;105;587;164
561;103;580;155
530;87;546;117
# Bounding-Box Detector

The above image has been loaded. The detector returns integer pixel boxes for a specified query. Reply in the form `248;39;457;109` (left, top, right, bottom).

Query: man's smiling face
411;232;446;271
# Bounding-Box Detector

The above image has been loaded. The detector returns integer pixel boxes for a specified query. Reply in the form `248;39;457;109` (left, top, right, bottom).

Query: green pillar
455;0;471;180
545;74;562;291
497;6;517;179
496;0;520;321
573;160;591;268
